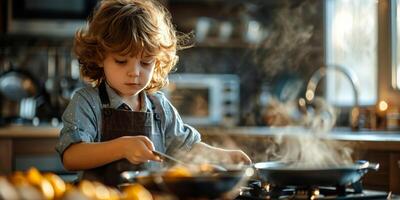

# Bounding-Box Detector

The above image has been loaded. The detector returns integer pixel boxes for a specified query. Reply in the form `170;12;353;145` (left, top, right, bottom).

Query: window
392;0;400;89
325;0;378;106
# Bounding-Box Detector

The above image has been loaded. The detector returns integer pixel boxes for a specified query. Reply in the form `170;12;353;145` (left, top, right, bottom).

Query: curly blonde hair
74;0;190;92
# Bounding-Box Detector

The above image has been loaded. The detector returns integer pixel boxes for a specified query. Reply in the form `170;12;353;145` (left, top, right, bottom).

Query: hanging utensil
0;64;39;101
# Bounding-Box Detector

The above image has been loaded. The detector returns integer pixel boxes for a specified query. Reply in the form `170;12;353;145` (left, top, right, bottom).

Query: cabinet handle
398;160;400;168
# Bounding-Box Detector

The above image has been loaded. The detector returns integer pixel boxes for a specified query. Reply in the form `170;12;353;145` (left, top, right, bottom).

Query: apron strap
99;81;111;107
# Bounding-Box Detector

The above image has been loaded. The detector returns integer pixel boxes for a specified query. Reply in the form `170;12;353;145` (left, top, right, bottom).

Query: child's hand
225;149;252;165
118;136;162;164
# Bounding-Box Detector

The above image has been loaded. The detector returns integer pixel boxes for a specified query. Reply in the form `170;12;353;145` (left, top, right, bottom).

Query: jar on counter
386;112;400;130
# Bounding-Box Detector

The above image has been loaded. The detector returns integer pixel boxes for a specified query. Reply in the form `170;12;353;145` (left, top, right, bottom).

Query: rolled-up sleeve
55;90;99;157
158;93;201;154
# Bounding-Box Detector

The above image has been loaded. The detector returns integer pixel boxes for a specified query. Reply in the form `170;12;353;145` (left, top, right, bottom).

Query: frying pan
159;169;249;198
120;168;252;199
119;171;164;192
254;160;379;186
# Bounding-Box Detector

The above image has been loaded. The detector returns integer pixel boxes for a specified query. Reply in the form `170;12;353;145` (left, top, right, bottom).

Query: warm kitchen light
378;100;388;112
245;167;255;177
298;98;306;107
305;90;314;101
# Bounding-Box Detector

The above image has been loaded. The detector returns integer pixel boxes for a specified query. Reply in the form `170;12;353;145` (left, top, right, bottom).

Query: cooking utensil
0;68;39;101
152;150;227;172
119;171;163;192
152;150;186;166
0;62;41;123
160;169;248;198
120;168;252;199
254;160;379;186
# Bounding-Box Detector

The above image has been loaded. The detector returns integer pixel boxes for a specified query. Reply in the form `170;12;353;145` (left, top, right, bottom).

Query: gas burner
235;180;394;200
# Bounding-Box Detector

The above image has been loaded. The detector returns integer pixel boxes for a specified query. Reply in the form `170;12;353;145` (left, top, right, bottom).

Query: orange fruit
78;180;96;199
43;173;66;199
122;183;152;200
26;167;42;186
26;168;54;200
164;166;192;178
10;171;28;186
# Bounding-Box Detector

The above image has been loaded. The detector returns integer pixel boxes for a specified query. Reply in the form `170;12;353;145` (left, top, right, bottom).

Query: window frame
379;0;400;106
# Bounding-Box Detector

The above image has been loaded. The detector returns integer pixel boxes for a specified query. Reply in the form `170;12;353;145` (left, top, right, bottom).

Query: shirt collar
104;82;150;112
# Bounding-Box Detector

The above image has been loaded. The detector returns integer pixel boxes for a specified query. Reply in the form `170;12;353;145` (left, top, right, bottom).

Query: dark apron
82;81;163;186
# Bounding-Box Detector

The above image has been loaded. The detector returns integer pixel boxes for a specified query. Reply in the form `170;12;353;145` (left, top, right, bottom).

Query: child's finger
140;136;155;151
144;150;162;162
153;155;163;162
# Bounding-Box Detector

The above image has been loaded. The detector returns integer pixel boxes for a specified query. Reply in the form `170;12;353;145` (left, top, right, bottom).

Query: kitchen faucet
304;64;361;130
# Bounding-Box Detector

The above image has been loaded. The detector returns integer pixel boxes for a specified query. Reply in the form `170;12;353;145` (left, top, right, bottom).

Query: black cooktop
234;180;396;200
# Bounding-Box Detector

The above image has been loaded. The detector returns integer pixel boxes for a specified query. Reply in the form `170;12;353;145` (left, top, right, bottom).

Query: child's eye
115;59;127;64
141;60;154;66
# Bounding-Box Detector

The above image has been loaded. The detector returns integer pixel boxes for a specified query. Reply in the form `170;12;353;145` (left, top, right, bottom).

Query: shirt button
154;113;161;120
104;109;112;116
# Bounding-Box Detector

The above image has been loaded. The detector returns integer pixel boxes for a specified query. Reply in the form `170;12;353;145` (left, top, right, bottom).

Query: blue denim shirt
55;83;201;159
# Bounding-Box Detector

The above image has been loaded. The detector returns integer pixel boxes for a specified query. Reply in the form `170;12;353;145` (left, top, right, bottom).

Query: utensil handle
367;163;379;171
152;150;186;165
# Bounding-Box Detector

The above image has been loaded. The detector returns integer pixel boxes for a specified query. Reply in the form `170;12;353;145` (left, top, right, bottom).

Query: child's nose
127;63;140;77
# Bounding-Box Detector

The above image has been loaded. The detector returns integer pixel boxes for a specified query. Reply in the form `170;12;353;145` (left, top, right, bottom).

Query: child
55;0;251;186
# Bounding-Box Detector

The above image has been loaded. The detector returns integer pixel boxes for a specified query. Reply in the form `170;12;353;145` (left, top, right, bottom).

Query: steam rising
264;97;354;168
267;131;353;168
254;0;318;77
175;98;354;169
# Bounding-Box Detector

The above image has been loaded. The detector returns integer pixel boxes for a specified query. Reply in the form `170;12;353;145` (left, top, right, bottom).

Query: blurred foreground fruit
43;173;66;199
0;176;19;200
163;165;192;178
2;167;156;200
122;183;153;200
26;168;55;200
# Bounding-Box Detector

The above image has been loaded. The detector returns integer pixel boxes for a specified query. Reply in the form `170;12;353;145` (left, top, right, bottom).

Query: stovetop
234;180;396;200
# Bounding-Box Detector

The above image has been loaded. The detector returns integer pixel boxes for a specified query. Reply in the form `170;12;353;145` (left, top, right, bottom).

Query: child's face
102;52;156;97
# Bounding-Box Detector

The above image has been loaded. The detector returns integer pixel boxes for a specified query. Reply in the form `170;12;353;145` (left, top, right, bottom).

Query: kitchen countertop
1;124;400;142
197;126;400;142
0;124;61;138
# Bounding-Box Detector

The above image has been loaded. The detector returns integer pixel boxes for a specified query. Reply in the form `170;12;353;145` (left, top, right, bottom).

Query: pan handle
366;163;379;171
356;160;379;171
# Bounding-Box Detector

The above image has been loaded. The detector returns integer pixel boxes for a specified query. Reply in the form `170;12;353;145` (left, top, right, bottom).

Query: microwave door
166;74;239;126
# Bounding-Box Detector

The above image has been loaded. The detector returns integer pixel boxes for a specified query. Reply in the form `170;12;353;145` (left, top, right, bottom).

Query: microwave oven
163;74;240;127
7;0;98;36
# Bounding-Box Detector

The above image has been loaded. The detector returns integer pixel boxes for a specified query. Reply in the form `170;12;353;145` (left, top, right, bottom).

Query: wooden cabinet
0;139;12;174
0;137;77;181
390;153;400;193
342;140;400;193
353;149;400;193
0;126;77;181
0;137;64;173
